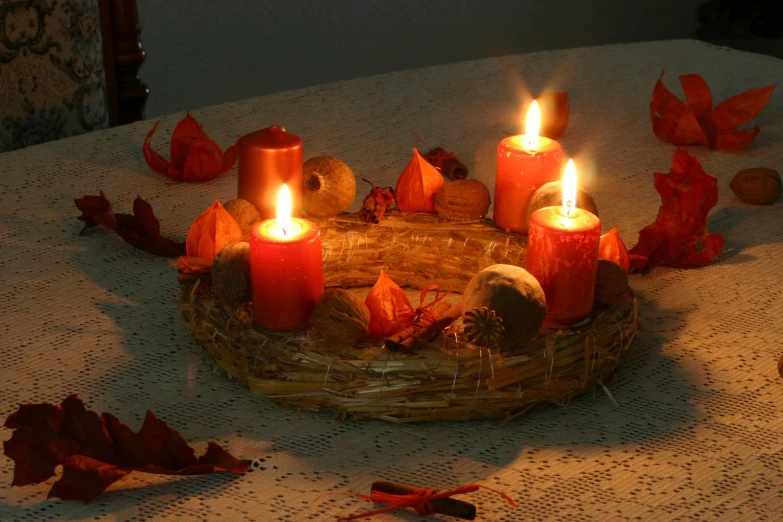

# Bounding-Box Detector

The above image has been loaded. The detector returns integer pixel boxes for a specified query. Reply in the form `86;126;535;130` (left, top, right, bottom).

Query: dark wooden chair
99;0;148;126
0;0;147;152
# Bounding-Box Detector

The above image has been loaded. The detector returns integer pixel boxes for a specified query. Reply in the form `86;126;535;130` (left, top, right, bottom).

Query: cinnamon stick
371;481;476;520
384;303;462;353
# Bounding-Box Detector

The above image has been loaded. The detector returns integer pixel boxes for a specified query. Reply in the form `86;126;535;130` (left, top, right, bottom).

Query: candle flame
562;159;577;216
276;183;292;236
524;100;541;150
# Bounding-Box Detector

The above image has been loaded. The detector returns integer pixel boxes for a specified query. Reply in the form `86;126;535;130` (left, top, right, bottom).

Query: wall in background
138;0;704;117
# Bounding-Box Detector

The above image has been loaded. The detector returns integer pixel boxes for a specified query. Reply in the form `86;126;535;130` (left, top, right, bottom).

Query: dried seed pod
461;264;546;349
396;148;446;213
303;156;357;217
212;242;251;304
730;168;781;205
599;228;630;274
311;288;370;344
594;259;629;307
463;307;504;347
223;199;260;241
186;201;244;260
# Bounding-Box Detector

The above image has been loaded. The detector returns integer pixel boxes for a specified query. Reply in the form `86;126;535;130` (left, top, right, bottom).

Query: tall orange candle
250;184;324;331
526;160;600;325
238;126;303;220
494;100;563;233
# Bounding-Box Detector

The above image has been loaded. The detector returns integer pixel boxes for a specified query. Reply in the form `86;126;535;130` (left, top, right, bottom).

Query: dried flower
365;271;413;336
395;148;445;213
599;228;630;273
186;201;244;260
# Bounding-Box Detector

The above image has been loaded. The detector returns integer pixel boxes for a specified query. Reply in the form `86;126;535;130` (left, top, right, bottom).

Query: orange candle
250;184;324;331
526;160;600;325
238;126;303;220
494;100;563;233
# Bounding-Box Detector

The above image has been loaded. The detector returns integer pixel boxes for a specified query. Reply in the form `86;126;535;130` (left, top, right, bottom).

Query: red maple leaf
75;192;185;257
3;395;250;502
144;112;240;182
651;71;775;150
628;149;724;271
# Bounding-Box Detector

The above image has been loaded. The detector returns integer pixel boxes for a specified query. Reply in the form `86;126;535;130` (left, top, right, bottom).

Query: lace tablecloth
1;40;782;521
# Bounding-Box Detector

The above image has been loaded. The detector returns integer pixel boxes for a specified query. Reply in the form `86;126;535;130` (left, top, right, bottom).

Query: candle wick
565;199;574;217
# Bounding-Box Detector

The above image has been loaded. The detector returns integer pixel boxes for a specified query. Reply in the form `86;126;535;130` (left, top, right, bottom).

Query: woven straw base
177;213;640;423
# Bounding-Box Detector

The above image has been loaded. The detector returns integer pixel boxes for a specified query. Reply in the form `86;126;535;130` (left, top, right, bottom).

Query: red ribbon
331;484;515;521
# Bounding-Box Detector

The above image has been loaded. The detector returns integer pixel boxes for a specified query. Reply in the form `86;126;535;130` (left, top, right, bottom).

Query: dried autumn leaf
628;149;724;271
365;270;414;336
536;92;569;139
3;395;249;502
75;192;185;257
186;201;244;260
599;227;630;273
144;112;240;182
650;71;775;150
395;148;446;213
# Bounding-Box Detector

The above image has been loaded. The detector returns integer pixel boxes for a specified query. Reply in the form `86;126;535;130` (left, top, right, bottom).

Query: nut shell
526;181;599;228
730;168;781;205
461;264;546;350
212;242;251;304
594;259;629;307
311;288;371;344
434;179;491;221
223;199;260;241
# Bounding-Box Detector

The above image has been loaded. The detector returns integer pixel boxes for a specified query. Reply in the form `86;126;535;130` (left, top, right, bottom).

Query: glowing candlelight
494;99;563;233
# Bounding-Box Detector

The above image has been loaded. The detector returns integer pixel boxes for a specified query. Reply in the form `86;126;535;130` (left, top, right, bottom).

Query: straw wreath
176;213;639;423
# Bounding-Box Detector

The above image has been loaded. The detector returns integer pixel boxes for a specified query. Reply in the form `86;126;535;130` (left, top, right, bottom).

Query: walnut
434;179;491;221
730;168;781;205
223;199;260;241
593;259;629;307
311;288;370;344
212;242;251;305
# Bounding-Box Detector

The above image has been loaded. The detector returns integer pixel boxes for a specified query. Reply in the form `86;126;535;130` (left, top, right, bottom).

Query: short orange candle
526;160;600;325
494;100;563;233
249;184;324;331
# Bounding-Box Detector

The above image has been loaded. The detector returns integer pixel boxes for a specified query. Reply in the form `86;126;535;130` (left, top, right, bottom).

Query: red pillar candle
525;160;600;325
494;100;563;233
238;126;303;220
250;184;324;331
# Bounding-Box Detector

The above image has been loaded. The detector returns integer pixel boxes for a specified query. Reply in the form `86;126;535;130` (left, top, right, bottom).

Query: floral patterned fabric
0;0;108;152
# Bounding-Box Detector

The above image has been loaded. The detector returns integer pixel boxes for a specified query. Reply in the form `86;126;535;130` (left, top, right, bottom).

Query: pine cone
463;307;504;347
